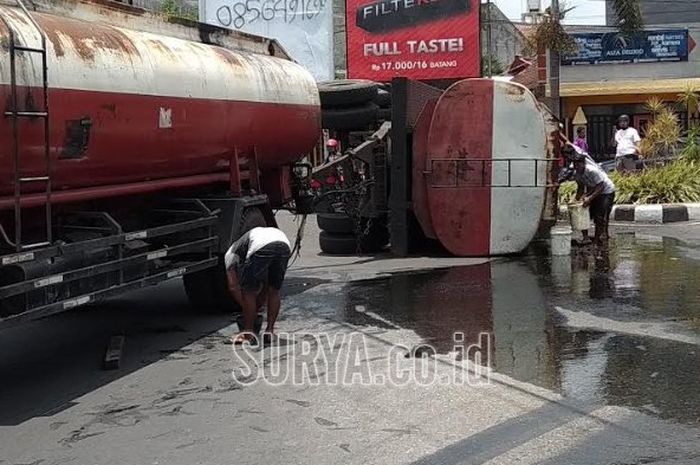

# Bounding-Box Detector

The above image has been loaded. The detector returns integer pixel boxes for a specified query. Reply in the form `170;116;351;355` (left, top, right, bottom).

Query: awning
561;78;700;97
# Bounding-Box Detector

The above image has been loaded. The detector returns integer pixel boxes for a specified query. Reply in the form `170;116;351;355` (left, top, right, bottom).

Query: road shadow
0;275;325;426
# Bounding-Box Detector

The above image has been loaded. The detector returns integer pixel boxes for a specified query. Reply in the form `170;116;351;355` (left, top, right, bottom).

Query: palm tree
528;0;644;55
610;0;644;34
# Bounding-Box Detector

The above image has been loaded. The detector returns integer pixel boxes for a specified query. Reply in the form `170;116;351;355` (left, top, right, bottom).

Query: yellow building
560;25;699;159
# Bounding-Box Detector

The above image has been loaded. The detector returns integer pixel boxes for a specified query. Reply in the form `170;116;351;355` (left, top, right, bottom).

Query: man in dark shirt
225;227;291;344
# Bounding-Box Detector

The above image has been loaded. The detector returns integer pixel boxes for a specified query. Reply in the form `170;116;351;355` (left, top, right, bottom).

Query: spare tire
322;103;379;131
318;80;378;108
317;212;354;234
319;231;358;255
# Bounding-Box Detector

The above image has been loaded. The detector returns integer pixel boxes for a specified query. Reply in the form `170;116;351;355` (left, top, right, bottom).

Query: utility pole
486;0;493;77
549;0;561;119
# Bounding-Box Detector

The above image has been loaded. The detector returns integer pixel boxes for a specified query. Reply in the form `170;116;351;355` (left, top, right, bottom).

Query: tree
526;0;644;55
481;54;504;77
160;0;198;21
524;2;577;56
610;0;644;34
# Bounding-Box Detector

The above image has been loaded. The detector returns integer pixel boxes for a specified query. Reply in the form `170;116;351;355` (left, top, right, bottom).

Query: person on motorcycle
325;139;340;164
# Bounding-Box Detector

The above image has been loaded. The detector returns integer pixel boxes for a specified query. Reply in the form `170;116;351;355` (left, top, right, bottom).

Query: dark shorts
590;193;615;225
239;242;291;293
616;155;636;171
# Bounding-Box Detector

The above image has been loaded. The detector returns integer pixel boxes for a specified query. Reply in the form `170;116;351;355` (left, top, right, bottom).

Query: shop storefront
560;26;699;160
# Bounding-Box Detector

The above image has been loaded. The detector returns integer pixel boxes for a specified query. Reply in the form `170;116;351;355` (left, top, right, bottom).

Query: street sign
345;0;480;81
563;30;689;66
199;0;334;81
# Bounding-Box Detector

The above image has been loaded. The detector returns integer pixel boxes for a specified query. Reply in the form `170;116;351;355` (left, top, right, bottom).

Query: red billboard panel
346;0;480;81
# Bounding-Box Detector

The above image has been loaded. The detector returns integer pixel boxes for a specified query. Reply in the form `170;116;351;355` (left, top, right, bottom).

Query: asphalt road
1;214;700;465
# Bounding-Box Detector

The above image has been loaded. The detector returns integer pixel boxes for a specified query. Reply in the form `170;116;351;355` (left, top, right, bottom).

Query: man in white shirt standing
612;114;641;172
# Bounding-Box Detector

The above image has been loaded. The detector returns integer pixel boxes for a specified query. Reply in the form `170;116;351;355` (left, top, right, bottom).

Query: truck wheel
318;80;378;108
319;231;358;255
316;212;354;234
183;270;219;311
375;89;391;108
378;108;391;122
322;103;379;131
183;207;267;313
212;207;267;311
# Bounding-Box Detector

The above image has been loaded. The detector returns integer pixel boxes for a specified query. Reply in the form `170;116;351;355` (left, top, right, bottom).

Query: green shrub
639;105;681;158
558;181;578;204
610;160;700;204
680;124;700;161
558;160;700;205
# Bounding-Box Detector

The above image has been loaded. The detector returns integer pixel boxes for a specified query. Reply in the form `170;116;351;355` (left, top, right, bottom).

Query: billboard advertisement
562;30;689;66
345;0;480;81
200;0;334;81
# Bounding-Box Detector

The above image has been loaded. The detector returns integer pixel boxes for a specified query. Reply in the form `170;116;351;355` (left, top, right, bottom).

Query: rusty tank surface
0;0;321;208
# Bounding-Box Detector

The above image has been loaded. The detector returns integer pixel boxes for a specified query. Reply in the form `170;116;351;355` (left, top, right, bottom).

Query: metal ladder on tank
0;0;52;251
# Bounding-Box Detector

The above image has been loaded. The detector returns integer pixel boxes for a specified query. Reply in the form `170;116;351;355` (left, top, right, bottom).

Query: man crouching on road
573;153;616;245
224;227;291;345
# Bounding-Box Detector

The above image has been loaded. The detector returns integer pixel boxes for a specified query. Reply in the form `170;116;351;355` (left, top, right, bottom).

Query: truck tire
319;231;358;255
183;269;219;311
318;228;389;255
318;80;378;108
316;212;354;234
375;89;391;108
378;108;391;122
322;103;379;131
184;207;267;313
360;226;390;253
213;207;267;311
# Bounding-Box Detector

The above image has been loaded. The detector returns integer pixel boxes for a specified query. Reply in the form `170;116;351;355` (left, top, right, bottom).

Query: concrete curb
612;203;700;224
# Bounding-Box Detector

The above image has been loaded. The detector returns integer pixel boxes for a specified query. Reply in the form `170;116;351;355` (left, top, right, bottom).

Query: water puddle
334;234;700;426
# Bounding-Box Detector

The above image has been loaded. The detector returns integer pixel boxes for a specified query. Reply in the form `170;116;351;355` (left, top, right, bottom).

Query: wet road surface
1;228;700;464
341;233;700;427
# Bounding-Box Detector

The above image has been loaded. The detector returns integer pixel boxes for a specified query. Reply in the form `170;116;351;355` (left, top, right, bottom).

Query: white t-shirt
224;227;291;270
575;163;615;195
615;128;641;157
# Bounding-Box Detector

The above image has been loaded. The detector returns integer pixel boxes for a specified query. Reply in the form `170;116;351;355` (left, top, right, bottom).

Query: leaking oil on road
2;229;700;465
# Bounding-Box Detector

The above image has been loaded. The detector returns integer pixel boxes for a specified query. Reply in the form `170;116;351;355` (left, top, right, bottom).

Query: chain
316;162;375;254
287;213;307;269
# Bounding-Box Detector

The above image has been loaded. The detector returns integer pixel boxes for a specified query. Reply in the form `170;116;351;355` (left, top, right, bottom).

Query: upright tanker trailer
0;0;321;325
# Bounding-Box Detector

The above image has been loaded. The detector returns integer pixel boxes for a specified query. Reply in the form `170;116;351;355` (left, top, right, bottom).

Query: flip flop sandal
233;333;258;345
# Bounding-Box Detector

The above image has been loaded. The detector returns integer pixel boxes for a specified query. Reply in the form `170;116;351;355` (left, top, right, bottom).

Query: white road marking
556;306;700;346
354;305;401;329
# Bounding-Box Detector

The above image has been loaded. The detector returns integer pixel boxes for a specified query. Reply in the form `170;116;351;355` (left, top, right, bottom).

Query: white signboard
200;0;334;81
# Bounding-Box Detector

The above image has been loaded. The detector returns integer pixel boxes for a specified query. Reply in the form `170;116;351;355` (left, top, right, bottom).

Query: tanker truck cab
0;0;321;327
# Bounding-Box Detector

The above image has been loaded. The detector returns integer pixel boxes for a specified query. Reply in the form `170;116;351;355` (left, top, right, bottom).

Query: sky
491;0;607;25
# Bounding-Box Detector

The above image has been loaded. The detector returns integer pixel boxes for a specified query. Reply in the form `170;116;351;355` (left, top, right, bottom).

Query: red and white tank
413;78;558;256
0;0;321;204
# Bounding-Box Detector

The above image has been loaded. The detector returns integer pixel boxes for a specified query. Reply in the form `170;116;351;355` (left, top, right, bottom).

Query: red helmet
326;138;339;148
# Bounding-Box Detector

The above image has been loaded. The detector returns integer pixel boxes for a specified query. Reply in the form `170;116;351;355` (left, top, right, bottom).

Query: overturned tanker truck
312;78;560;257
0;0;559;328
